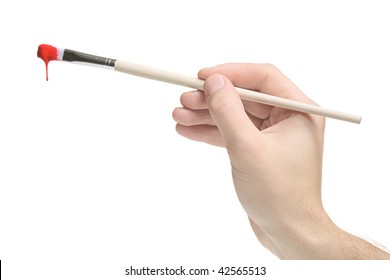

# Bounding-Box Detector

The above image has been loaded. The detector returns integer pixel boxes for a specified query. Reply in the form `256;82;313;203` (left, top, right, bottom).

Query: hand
172;63;390;259
173;63;326;257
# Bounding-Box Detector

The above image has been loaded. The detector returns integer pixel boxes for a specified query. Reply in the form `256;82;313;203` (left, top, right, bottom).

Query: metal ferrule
62;49;116;69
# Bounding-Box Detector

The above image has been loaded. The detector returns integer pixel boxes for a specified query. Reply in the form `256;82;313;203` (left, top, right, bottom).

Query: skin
172;63;390;259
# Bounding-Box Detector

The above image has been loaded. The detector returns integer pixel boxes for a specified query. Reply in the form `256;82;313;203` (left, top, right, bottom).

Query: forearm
328;230;390;260
261;211;390;260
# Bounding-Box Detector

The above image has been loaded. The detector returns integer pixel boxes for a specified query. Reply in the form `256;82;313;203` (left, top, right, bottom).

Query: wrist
262;207;340;259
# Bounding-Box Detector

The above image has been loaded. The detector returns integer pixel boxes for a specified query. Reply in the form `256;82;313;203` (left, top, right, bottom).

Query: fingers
173;105;264;132
172;107;215;126
199;63;315;104
175;124;225;147
173;90;215;127
173;91;222;146
178;79;274;123
173;74;260;148
180;90;208;110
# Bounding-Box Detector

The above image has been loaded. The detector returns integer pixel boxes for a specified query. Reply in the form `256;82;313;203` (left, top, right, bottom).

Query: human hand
172;63;390;259
173;63;326;258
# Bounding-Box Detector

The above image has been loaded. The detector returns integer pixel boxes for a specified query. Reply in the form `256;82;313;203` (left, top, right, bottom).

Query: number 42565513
217;266;266;276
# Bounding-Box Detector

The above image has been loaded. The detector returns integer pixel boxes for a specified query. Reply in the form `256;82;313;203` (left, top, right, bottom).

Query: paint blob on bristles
37;44;59;81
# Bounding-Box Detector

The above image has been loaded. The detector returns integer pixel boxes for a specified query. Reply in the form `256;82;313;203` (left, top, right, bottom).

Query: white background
1;0;389;279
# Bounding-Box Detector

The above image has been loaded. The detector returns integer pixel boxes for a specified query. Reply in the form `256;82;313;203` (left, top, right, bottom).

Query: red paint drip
37;44;58;81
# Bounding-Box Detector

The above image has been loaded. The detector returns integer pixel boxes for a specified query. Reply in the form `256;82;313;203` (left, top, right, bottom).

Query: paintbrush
37;44;361;124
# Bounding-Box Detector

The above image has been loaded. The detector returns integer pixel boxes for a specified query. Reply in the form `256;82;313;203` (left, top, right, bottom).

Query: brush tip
37;44;64;61
37;44;64;81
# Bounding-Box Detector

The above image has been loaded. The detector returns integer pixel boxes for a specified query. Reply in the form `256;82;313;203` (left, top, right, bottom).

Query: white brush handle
115;60;361;124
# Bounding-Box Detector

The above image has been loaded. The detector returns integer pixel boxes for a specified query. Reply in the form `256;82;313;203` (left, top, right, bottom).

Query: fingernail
204;75;225;97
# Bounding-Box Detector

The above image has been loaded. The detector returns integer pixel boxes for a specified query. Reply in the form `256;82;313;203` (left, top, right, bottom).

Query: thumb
204;74;257;148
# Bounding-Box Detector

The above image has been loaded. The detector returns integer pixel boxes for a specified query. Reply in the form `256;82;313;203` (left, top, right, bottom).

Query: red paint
37;44;58;81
